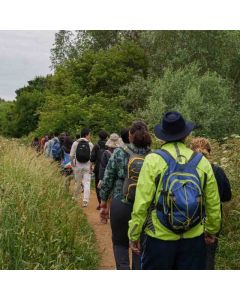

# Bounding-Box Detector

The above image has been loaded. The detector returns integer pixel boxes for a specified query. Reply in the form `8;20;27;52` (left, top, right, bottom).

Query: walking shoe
82;201;88;207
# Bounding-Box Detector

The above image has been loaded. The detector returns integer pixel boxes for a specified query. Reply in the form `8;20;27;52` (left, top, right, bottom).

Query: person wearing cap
128;111;221;270
98;133;123;185
97;134;122;222
100;121;152;270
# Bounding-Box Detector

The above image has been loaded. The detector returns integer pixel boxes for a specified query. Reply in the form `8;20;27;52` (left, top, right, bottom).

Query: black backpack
76;140;90;163
97;144;107;163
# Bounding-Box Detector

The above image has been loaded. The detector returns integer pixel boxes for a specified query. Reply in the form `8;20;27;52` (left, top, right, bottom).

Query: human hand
100;202;109;223
97;180;103;189
204;232;217;245
129;240;141;255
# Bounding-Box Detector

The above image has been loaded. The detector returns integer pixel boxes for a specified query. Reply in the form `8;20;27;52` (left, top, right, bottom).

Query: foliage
35;40;147;136
0;138;100;269
2;30;240;139
139;64;239;139
50;30;142;69
139;31;240;81
0;101;14;136
119;75;152;112
2;76;50;138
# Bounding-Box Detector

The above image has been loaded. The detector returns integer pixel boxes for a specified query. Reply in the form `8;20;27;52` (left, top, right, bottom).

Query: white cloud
0;30;57;100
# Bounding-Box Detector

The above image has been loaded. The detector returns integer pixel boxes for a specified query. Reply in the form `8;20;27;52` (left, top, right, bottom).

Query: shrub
139;64;239;139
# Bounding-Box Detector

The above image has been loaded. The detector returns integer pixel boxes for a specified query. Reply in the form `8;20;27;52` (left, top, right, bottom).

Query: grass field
210;136;240;269
0;138;100;269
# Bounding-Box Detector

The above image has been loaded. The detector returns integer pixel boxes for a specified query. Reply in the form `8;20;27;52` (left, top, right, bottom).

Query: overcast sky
0;30;57;100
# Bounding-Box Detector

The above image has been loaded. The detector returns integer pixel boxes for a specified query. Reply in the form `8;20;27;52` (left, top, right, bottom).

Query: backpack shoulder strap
78;139;87;145
122;145;134;157
187;152;203;168
154;149;176;165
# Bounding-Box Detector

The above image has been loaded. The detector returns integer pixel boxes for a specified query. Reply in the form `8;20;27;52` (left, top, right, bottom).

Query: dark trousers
141;234;206;270
94;172;101;204
205;239;218;270
113;245;141;270
110;198;140;270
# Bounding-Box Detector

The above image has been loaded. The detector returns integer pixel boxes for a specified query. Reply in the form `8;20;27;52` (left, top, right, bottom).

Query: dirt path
83;191;115;270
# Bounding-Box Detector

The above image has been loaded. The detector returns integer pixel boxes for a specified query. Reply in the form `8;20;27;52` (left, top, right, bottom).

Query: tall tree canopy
2;30;240;139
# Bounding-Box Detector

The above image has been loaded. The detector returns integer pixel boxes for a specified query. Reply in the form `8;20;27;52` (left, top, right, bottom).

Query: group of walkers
32;110;232;270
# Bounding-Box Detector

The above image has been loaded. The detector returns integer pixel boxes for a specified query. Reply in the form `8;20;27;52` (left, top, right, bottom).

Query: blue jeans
141;234;206;270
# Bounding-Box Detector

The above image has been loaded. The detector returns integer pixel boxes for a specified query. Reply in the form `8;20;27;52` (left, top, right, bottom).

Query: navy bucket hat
154;111;195;141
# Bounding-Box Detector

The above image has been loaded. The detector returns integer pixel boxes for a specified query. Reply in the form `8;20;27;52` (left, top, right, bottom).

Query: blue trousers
141;234;206;270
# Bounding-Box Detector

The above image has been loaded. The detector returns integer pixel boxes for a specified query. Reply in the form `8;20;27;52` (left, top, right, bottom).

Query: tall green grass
0;138;100;269
210;137;240;269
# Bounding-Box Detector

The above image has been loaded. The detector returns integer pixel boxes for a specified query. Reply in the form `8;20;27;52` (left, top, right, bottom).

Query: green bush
139;64;239;139
0;138;100;269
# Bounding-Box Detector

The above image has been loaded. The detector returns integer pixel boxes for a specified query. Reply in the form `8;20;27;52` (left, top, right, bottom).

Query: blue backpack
155;149;204;234
61;151;73;176
61;151;71;168
51;138;62;160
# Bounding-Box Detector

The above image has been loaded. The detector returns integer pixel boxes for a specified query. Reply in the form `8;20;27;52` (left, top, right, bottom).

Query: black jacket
212;164;232;203
99;149;113;180
90;140;107;173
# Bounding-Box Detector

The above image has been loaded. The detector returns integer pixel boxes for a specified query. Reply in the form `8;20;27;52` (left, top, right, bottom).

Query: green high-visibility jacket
128;142;221;241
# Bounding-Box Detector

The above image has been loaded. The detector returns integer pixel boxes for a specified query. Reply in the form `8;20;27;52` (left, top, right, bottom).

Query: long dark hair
62;136;73;154
130;121;152;148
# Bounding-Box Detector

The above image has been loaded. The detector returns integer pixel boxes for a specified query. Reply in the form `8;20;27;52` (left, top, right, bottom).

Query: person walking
100;121;151;270
39;135;48;153
70;128;93;207
61;135;74;191
98;133;123;223
31;137;40;152
128;112;221;270
190;137;232;269
98;133;123;187
44;134;52;157
90;130;109;210
47;132;62;161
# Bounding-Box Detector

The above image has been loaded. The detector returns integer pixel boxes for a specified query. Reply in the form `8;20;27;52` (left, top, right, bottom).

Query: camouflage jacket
100;144;151;203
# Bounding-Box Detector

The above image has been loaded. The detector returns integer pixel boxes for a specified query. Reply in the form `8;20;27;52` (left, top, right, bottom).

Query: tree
50;30;143;69
50;30;77;68
139;31;240;80
140;64;239;139
3;76;49;137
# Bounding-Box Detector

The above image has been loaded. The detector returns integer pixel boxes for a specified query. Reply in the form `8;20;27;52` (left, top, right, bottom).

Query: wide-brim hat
154;111;195;142
106;133;123;148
